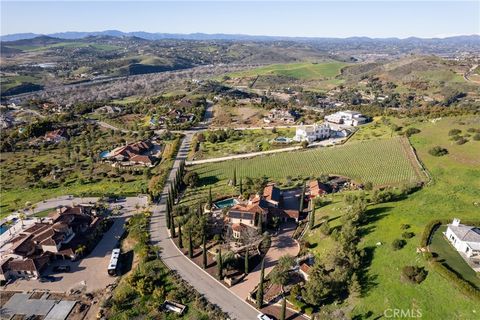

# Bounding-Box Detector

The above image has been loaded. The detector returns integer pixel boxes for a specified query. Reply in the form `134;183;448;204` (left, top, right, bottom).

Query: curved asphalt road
149;116;260;319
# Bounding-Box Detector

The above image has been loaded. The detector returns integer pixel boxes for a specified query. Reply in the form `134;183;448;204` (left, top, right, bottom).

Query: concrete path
187;137;348;165
149;132;260;320
230;222;300;299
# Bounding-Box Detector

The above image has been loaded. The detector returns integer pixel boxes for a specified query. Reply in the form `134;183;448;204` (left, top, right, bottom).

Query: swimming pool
274;137;291;143
100;150;110;158
0;224;10;235
214;198;239;209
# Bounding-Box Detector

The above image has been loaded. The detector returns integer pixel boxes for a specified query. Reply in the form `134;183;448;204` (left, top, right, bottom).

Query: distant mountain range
1;30;480;43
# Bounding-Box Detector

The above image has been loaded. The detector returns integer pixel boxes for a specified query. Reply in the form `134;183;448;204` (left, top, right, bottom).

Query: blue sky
1;1;479;38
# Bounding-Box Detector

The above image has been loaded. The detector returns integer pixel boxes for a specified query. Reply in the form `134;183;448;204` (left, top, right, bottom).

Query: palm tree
4;220;13;236
18;213;27;227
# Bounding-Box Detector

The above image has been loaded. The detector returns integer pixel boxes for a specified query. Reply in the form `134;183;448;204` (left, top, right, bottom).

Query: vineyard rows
192;137;423;186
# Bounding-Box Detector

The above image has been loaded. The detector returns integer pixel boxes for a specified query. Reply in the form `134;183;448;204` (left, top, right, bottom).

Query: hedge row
422;219;480;301
429;262;480;301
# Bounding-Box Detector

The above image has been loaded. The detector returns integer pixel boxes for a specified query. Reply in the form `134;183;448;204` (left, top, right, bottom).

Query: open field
227;62;348;80
337;115;480;319
191;128;297;160
192;136;424;186
211;104;267;128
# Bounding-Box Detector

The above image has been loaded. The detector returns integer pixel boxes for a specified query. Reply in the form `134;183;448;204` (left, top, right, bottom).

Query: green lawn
430;225;480;289
192;137;424;187
227;61;348;80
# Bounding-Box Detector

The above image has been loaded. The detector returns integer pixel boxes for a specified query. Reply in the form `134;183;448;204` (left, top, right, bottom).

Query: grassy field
192;137;423;186
309;115;480;319
192;128;297;160
227;62;348;80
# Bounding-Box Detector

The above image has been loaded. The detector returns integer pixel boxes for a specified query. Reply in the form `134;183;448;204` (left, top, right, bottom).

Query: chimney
452;218;461;227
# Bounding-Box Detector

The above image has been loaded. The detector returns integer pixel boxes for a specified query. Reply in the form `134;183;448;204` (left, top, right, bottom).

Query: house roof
228;210;256;221
7;254;50;274
232;223;248;232
448;224;480;243
300;262;311;274
309;180;329;196
263;184;281;203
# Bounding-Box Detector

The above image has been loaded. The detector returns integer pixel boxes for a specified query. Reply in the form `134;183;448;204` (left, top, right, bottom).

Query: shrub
448;129;461;136
401;265;428;284
400;223;410;230
456;137;468;145
392;239;406;250
473;133;480;141
428;146;448;157
405;127;421;137
319;221;331;235
402;231;415;239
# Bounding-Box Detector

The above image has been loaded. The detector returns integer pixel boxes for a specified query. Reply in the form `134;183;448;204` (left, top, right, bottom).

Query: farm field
226;61;348;80
192;136;424;186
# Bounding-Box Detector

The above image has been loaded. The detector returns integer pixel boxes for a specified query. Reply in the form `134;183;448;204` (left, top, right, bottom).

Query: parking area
2;196;147;293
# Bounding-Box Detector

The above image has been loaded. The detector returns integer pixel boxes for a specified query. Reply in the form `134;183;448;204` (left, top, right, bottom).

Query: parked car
257;314;273;320
53;265;71;272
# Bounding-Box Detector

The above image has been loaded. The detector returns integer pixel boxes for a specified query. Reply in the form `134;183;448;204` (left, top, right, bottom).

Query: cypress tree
217;248;223;279
244;249;249;275
202;233;207;269
170;213;176;238
280;296;286;320
166;198;171;229
208;186;213;209
233;168;237;186
239;178;243;195
299;182;306;212
178;221;183;248
188;228;193;258
257;258;265;308
258;213;263;234
309;203;316;229
169;213;175;237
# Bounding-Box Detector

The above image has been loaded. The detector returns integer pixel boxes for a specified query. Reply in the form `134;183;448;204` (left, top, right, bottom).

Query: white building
294;123;331;142
445;219;480;259
325;110;368;126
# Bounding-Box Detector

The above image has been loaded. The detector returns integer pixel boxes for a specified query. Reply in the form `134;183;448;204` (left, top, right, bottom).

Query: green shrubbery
401;266;428;284
428;146;448;157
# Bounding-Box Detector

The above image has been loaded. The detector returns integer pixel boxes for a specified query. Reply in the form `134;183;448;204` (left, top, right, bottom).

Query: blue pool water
100;151;110;158
0;224;9;235
214;198;239;209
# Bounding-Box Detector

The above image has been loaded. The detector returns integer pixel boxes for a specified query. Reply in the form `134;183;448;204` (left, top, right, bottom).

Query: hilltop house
325;110;368;126
44;128;68;144
104;140;158;167
445;219;480;260
294;123;331;142
0;205;100;281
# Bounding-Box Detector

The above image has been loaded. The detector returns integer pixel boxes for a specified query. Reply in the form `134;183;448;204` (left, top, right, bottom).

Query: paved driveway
150;134;260;320
230;221;300;299
2;196;147;293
